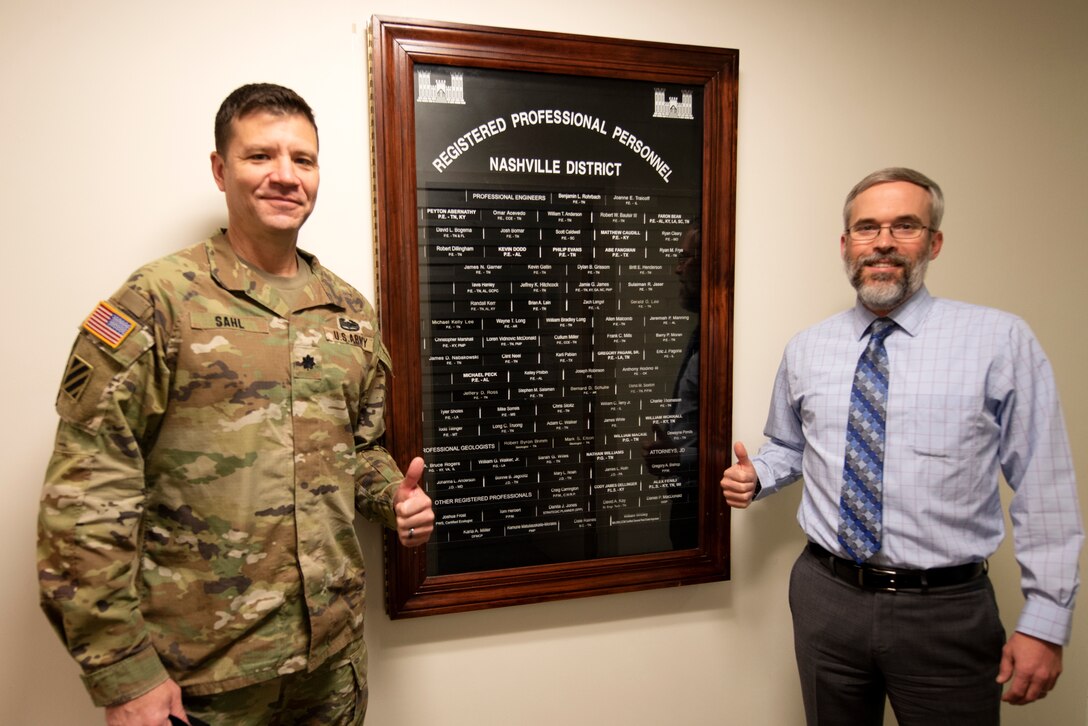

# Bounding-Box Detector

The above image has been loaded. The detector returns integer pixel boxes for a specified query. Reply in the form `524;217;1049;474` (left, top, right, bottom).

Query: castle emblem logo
417;70;467;105
652;88;694;119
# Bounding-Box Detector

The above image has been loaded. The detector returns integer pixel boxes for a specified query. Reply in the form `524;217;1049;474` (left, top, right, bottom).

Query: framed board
370;15;737;617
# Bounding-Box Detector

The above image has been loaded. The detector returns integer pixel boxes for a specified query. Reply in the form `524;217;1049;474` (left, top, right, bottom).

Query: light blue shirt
752;286;1083;645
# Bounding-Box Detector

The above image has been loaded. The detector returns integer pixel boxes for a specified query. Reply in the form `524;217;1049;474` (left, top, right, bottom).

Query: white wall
2;1;1085;724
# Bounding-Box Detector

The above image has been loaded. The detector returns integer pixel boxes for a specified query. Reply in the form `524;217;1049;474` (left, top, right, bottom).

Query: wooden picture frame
369;15;737;618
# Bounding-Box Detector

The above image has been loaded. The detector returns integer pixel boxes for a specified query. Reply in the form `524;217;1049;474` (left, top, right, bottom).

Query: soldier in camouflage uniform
37;83;434;726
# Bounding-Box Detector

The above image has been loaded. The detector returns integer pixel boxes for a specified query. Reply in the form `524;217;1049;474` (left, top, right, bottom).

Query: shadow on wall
730;478;806;584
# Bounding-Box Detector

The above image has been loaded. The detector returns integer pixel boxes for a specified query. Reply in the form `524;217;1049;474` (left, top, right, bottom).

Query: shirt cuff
81;645;169;707
1015;597;1075;646
751;459;773;500
355;452;402;529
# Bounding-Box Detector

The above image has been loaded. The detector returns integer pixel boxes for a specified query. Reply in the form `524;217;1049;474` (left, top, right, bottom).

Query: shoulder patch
83;301;137;348
61;353;93;401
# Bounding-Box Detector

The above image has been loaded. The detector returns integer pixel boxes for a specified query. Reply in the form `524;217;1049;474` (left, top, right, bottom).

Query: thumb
734;441;751;466
996;644;1014;685
167;681;188;721
400;456;425;492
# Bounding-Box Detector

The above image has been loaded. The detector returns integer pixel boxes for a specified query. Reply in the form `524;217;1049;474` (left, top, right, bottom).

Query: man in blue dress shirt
721;167;1082;725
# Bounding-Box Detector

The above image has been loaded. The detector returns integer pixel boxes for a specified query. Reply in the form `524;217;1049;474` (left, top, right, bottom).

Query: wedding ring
409;527;415;539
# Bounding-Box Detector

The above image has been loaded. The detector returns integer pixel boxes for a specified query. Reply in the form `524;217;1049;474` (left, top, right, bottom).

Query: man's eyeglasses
846;222;932;242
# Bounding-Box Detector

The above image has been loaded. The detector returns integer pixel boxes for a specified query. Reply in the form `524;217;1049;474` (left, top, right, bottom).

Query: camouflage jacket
38;233;404;706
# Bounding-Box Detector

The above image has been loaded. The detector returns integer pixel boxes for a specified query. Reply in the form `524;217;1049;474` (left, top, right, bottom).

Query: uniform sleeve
751;353;806;499
37;286;172;706
1000;320;1084;645
353;333;404;528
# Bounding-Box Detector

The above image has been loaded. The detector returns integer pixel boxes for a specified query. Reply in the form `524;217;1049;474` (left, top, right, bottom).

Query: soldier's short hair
214;83;318;154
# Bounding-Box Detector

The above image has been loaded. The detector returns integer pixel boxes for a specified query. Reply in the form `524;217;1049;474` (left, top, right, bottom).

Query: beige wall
3;0;1085;723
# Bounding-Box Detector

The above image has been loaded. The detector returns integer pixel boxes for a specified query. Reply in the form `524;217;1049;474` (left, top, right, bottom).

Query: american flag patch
83;300;136;348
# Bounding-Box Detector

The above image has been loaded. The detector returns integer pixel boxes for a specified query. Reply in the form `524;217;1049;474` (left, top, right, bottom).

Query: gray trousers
789;546;1004;726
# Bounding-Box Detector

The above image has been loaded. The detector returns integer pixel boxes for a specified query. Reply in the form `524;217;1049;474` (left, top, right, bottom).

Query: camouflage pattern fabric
184;641;368;725
38;233;403;707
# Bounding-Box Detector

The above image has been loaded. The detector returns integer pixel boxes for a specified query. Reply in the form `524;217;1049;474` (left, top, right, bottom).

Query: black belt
807;542;986;592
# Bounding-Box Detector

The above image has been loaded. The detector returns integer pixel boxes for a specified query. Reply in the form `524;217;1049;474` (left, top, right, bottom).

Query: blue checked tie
838;318;896;563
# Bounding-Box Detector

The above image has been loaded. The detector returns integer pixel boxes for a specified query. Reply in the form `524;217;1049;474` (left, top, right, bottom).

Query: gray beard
846;250;928;312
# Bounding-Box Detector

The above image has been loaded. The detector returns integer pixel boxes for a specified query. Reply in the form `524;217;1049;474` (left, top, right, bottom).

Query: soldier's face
211;111;319;242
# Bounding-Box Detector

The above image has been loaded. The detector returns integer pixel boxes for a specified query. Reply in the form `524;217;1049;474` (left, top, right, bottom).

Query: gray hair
842;167;944;231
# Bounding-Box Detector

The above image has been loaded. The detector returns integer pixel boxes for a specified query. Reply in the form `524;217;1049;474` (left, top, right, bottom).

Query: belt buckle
860;566;899;592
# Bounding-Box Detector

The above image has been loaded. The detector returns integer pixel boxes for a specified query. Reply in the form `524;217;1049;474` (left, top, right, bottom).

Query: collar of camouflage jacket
206;232;343;317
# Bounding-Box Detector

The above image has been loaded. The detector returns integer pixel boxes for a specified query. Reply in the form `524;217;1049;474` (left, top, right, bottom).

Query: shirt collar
206;231;341;315
850;285;934;340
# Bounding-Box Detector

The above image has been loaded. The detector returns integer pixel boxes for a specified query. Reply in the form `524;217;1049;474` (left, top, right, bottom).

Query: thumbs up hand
720;442;759;509
393;456;434;547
